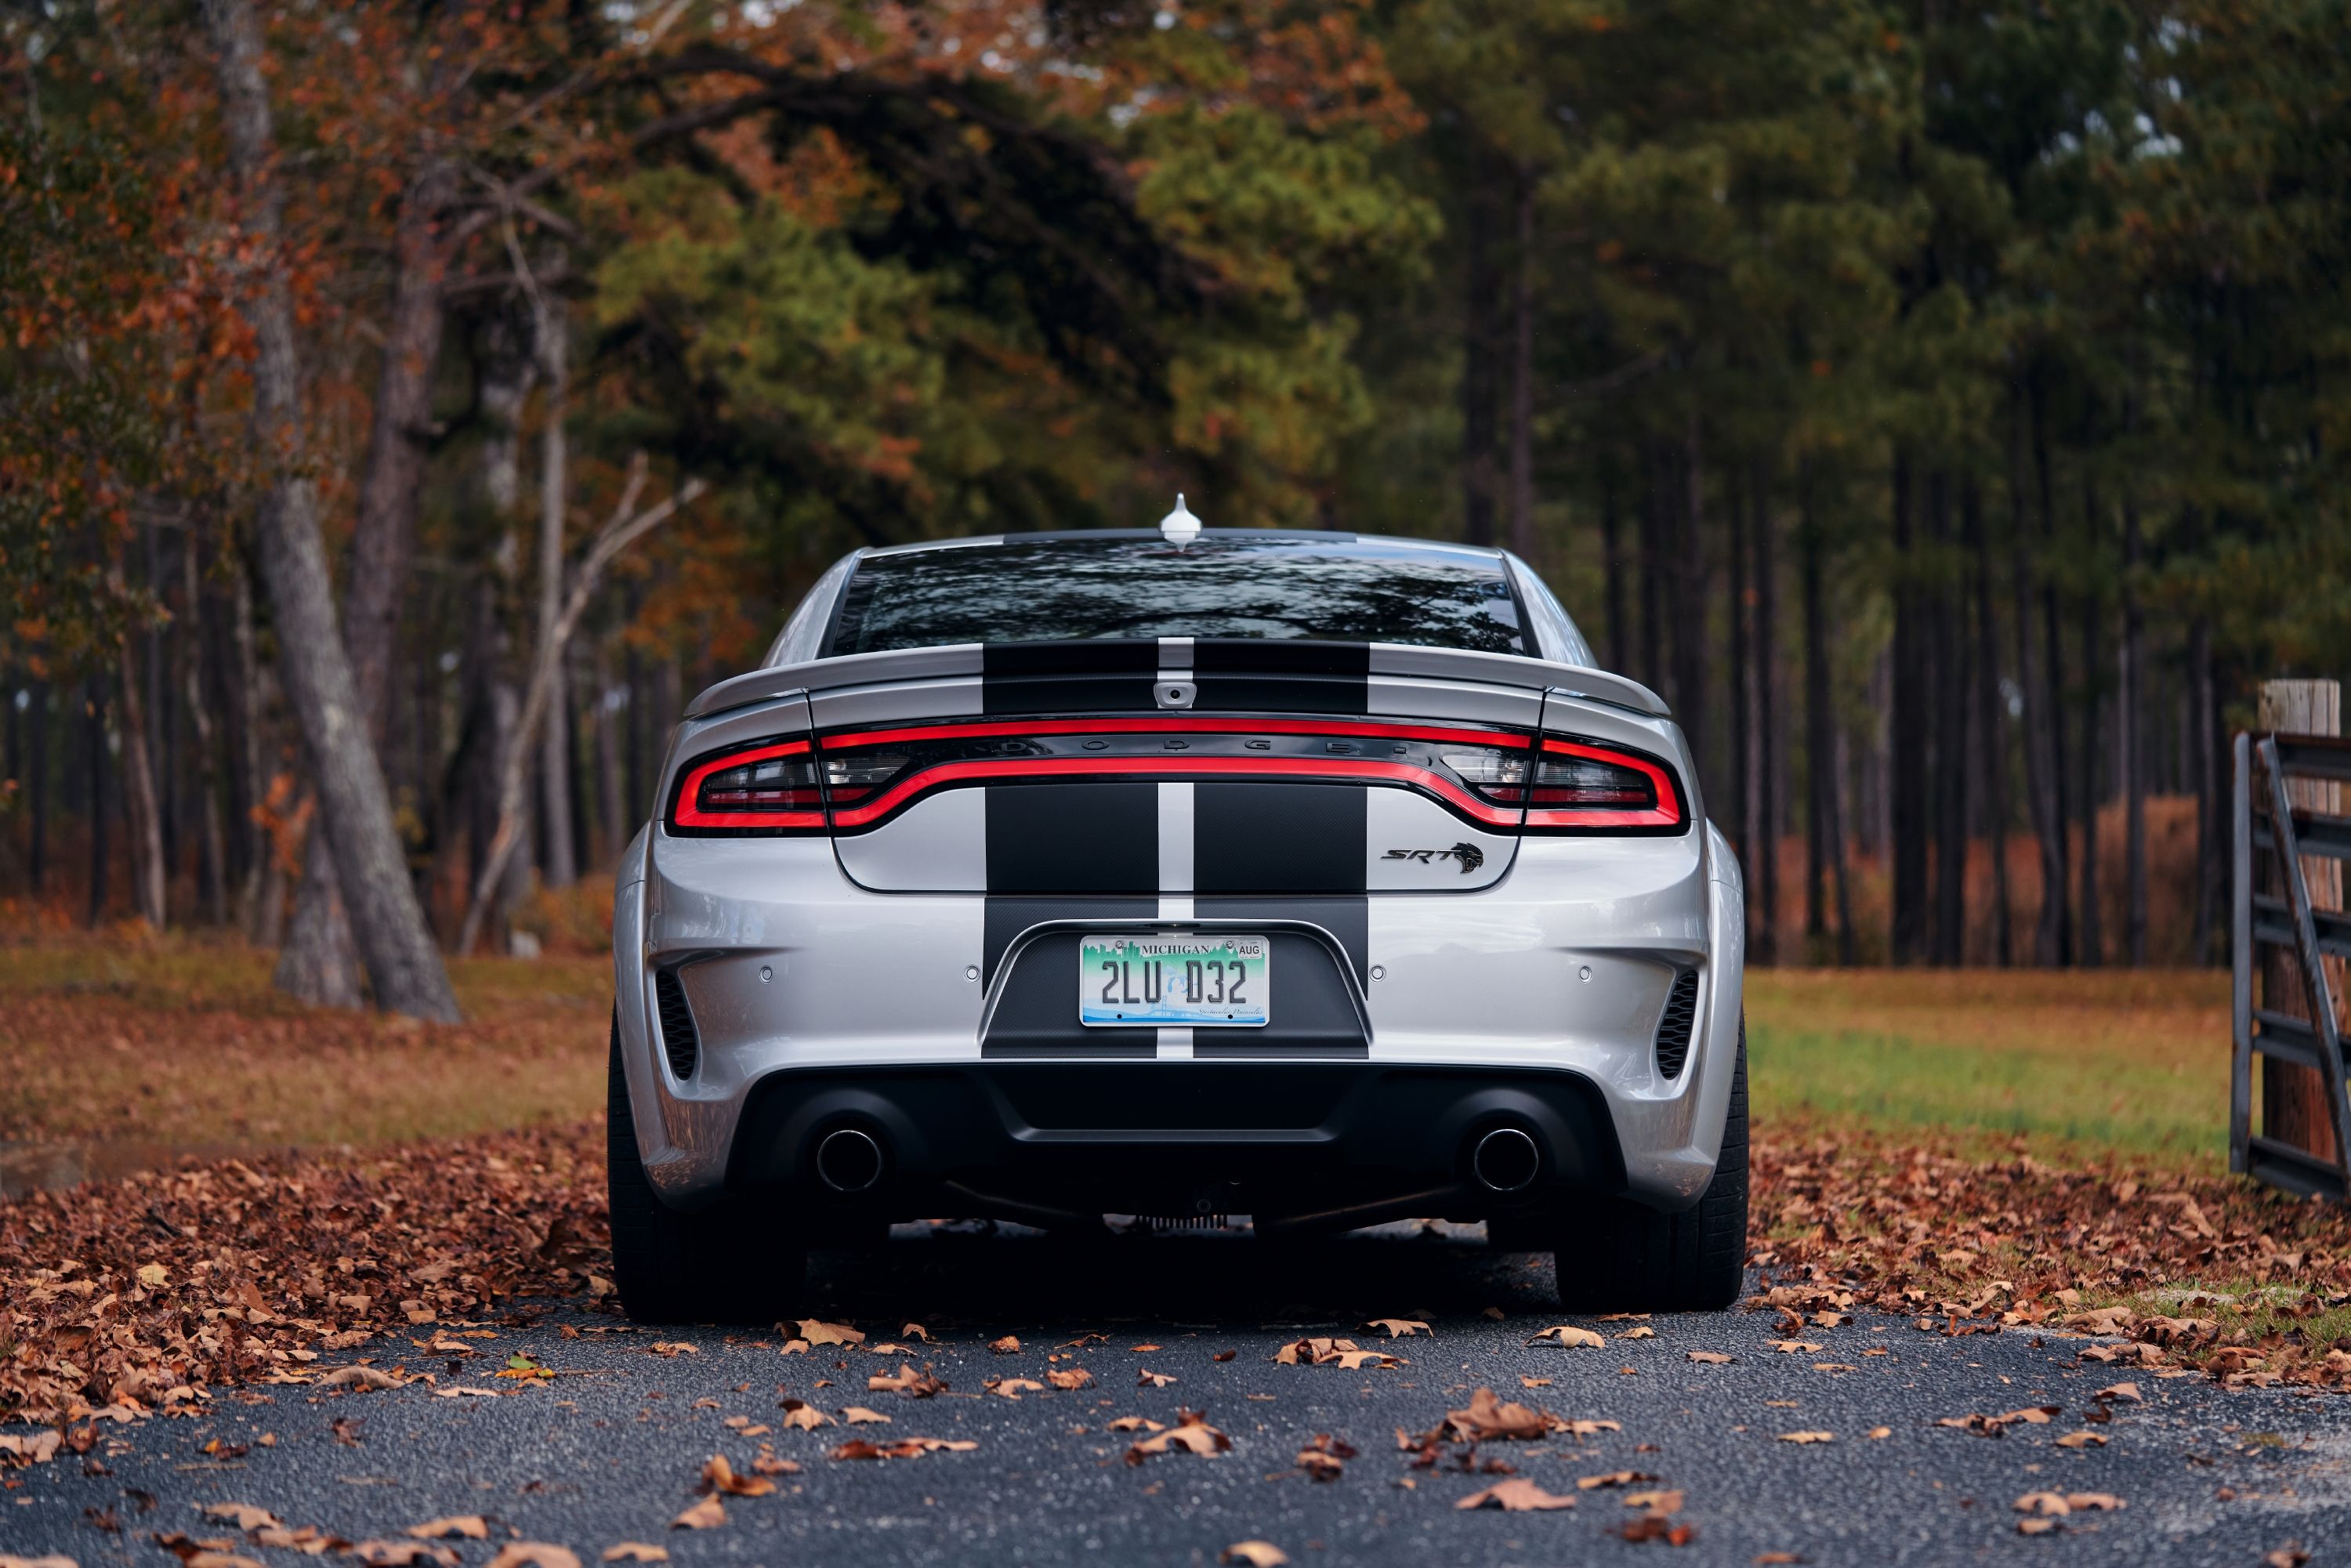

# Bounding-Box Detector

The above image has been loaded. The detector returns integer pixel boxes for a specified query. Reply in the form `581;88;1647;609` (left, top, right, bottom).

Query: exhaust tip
1472;1127;1540;1193
815;1128;885;1193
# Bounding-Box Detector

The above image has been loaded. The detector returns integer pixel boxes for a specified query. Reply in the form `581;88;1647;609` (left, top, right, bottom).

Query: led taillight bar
669;737;826;831
1523;737;1684;831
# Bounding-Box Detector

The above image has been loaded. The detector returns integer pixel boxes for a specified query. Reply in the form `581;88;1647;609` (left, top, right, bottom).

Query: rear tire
607;1016;806;1324
1549;1022;1748;1313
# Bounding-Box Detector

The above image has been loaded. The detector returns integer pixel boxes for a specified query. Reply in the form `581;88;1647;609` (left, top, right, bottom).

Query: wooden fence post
2260;679;2344;1162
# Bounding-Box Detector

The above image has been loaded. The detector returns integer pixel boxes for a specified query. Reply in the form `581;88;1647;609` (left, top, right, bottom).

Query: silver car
607;520;1747;1320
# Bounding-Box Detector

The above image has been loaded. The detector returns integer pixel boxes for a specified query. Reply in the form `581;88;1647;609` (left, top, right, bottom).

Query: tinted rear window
824;533;1529;657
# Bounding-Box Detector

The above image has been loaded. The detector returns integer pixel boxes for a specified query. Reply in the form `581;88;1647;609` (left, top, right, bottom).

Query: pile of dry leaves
0;1122;608;1426
1751;1131;2351;1391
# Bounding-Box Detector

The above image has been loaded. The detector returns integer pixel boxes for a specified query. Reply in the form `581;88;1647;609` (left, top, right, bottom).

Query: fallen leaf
1125;1410;1232;1464
669;1497;724;1531
1577;1470;1659;1490
867;1363;947;1397
138;1263;169;1288
648;1342;697;1358
699;1456;774;1497
1767;1340;1824;1355
600;1548;667;1564
484;1548;581;1568
200;1505;283;1532
1456;1478;1577;1512
2093;1382;2142;1403
900;1323;932;1342
316;1367;404;1392
1138;1369;1178;1389
1528;1324;1605;1349
984;1380;1044;1401
1777;1431;1834;1444
1618;1325;1656;1340
1753;1555;1806;1565
2065;1492;2125;1511
1686;1352;1733;1365
1047;1368;1093;1390
347;1545;455;1568
1624;1489;1686;1513
1617;1515;1698;1545
1520;1377;1552;1389
2016;1518;2063;1537
797;1320;864;1347
777;1399;832;1430
828;1436;979;1460
1439;1387;1553;1443
1106;1416;1165;1433
988;1335;1021;1355
2055;1431;2107;1450
431;1387;505;1399
404;1519;487;1541
1868;1427;1892;1440
1220;1544;1289;1567
1365;1319;1431;1338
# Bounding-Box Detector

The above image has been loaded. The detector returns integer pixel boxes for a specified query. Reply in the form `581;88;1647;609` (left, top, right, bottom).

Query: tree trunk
1458;173;1499;549
27;676;49;895
1831;719;1857;965
1505;167;1537;562
1673;418;1709;807
201;0;460;1022
2078;476;2103;969
533;287;577;890
181;545;231;928
116;644;168;929
1639;440;1665;691
226;546;270;934
1929;472;1967;965
1967;479;2013;965
1801;484;1830;945
2121;491;2147;967
2033;378;2072;964
595;639;627;866
1728;463;1751;900
273;157;460;992
1601;476;1627;674
1752;464;1780;965
85;678;108;928
1889;452;1929;965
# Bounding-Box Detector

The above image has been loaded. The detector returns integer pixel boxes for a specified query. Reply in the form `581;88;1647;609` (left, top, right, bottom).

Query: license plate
1079;934;1270;1027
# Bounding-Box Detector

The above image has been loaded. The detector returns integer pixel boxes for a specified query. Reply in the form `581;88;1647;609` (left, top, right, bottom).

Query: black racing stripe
983;896;1157;986
1192;639;1368;715
984;639;1156;715
985;783;1157;894
1194;783;1367;895
981;920;1157;1058
1186;925;1367;1059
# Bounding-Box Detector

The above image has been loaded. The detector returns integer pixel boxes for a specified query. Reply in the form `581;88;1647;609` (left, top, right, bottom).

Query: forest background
4;0;2348;1019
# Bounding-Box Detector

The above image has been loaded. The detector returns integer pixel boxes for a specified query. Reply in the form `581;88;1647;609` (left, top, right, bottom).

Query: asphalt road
5;1222;2346;1566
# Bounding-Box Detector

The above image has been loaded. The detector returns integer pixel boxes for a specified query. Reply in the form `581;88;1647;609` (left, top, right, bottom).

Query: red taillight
670;738;827;831
1523;737;1683;831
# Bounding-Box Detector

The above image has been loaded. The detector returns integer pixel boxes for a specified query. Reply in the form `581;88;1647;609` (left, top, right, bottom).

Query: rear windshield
823;533;1530;657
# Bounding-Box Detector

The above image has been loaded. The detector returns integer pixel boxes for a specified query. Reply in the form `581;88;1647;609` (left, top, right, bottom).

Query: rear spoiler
683;640;1668;722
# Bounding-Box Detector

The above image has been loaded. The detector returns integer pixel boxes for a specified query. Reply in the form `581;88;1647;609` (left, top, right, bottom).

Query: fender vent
653;966;700;1080
1654;969;1699;1079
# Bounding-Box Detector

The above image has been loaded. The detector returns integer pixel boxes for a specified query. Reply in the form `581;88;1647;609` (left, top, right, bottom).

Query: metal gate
2232;731;2351;1199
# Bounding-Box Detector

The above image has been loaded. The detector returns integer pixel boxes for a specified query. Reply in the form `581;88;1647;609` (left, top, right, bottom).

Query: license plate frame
1078;933;1270;1028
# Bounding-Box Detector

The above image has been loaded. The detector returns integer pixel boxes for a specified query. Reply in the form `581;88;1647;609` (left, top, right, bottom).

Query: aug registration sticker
1078;934;1270;1028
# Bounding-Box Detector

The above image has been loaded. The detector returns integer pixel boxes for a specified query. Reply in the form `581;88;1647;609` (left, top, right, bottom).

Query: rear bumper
723;1060;1626;1232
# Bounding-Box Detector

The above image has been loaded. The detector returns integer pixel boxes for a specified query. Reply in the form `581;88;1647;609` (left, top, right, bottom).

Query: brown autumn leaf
1440;1387;1553;1442
988;1335;1021;1355
1125;1409;1232;1465
1138;1369;1178;1388
2055;1431;2107;1449
1686;1352;1733;1364
828;1436;980;1460
648;1342;697;1357
1618;1325;1656;1340
1364;1319;1431;1338
1527;1324;1606;1349
2016;1519;2063;1537
2065;1492;2125;1511
315;1367;405;1392
2093;1382;2143;1403
1868;1426;1893;1439
1767;1340;1824;1355
1455;1478;1577;1512
985;1379;1045;1400
1753;1554;1806;1564
841;1404;893;1424
1777;1431;1834;1444
900;1323;933;1342
1220;1544;1289;1567
867;1363;947;1397
1624;1489;1686;1514
669;1498;724;1532
1047;1368;1094;1390
484;1548;582;1568
200;1505;284;1532
797;1320;864;1347
250;1526;348;1555
700;1456;774;1497
1617;1515;1698;1545
600;1548;668;1564
404;1518;488;1541
1107;1415;1165;1432
777;1399;833;1430
1273;1337;1359;1365
1577;1470;1660;1490
347;1545;455;1568
2014;1491;2071;1516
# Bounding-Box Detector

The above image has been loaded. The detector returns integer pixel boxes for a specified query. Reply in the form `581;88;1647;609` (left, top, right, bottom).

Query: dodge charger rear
607;527;1747;1320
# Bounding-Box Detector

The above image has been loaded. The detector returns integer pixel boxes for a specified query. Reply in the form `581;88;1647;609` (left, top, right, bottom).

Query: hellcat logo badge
1382;842;1485;875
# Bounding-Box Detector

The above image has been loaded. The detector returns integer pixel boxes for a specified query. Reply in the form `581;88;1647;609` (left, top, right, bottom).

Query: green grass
1744;967;2233;1163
